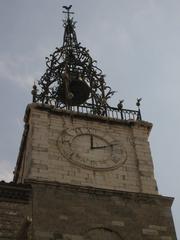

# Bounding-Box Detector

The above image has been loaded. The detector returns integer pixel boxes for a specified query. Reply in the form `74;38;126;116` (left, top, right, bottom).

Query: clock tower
1;5;176;240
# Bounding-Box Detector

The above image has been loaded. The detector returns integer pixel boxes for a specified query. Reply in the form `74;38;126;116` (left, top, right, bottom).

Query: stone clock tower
0;5;177;240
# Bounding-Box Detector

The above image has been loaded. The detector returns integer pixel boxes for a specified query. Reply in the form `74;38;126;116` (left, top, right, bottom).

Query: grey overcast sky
0;0;179;237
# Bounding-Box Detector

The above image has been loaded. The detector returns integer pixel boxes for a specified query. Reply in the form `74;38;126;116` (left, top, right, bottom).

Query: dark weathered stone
0;182;31;240
0;180;177;240
26;181;179;239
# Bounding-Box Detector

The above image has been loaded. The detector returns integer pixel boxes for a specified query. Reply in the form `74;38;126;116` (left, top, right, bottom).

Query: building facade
0;6;177;240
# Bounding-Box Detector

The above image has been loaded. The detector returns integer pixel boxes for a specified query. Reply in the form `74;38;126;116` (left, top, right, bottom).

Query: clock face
58;127;127;171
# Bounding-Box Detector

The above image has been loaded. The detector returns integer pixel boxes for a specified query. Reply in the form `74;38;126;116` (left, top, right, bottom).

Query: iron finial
136;98;142;108
31;81;38;103
136;98;142;120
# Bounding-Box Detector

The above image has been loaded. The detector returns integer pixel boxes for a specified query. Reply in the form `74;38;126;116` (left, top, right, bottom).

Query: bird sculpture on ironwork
136;98;142;110
31;82;38;103
117;100;124;110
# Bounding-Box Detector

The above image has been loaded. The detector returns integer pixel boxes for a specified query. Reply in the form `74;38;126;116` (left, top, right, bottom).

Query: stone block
142;228;159;236
149;225;167;232
63;234;83;240
111;220;125;227
160;237;172;240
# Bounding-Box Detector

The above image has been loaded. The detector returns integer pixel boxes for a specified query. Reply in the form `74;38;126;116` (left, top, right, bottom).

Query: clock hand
91;145;108;149
91;143;118;150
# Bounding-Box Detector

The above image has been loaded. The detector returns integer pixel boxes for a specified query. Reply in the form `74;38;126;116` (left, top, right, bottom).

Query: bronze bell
68;79;90;106
59;77;90;106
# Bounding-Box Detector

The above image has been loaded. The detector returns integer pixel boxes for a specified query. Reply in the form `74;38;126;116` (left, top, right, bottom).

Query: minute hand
91;144;117;149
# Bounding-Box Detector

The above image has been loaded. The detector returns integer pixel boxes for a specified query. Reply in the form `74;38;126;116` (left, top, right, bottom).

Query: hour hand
90;135;106;149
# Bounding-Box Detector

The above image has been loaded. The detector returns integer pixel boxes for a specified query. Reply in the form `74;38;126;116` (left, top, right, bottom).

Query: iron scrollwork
32;5;142;120
32;5;115;116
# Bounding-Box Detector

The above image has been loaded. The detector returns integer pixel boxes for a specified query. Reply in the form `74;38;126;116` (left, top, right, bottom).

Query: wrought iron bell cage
32;5;142;121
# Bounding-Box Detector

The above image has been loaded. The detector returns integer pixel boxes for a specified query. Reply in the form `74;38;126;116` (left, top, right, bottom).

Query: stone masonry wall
0;182;176;240
31;182;176;240
17;104;158;194
0;183;32;240
0;201;31;240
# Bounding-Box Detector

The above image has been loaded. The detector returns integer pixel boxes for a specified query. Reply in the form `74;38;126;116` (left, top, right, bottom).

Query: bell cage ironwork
31;5;142;121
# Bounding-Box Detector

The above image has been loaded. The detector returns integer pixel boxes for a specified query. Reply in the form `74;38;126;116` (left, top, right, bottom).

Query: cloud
0;159;14;182
0;55;35;89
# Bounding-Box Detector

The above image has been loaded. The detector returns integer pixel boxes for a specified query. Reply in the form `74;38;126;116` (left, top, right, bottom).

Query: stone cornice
26;179;174;207
0;181;31;203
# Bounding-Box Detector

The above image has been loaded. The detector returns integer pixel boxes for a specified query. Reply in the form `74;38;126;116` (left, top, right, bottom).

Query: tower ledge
25;103;152;130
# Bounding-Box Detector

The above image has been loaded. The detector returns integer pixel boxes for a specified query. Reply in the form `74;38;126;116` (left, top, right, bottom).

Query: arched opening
84;227;123;240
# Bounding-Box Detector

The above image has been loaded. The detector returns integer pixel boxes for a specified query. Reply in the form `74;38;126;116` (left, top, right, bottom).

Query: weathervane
32;5;142;121
62;5;74;19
